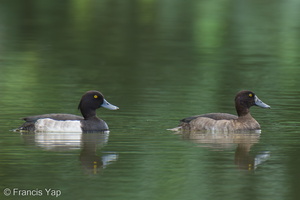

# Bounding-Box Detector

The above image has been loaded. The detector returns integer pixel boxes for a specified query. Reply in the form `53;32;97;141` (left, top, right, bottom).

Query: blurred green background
0;1;300;200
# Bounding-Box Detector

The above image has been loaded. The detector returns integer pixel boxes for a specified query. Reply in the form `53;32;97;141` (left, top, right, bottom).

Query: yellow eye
249;93;253;97
94;95;98;99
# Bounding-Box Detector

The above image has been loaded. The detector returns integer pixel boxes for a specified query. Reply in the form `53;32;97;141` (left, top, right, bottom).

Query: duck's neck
80;108;97;119
236;103;250;117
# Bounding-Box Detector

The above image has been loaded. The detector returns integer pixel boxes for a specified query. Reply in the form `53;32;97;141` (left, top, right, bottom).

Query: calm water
1;1;300;200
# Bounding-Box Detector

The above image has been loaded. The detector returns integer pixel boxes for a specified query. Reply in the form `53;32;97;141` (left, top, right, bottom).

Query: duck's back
23;114;84;122
181;113;238;123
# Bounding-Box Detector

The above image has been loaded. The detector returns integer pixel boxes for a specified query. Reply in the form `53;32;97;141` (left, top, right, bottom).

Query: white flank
35;118;82;132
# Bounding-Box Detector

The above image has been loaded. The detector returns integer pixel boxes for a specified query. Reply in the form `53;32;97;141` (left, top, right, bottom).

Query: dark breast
80;117;109;132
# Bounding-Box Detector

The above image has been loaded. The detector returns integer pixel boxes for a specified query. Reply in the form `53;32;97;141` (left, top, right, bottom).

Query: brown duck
172;90;270;132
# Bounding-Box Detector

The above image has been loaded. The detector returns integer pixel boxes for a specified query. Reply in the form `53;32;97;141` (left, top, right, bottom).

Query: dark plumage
173;90;270;132
17;90;119;133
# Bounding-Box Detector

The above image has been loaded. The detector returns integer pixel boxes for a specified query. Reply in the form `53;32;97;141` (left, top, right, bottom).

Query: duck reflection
21;132;118;174
79;133;118;174
181;130;270;170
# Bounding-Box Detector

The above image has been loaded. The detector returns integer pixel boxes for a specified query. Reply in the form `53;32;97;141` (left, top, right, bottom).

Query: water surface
1;1;300;200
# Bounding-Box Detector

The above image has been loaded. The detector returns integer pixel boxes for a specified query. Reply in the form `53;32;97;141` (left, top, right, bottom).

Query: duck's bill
101;99;119;110
255;96;271;109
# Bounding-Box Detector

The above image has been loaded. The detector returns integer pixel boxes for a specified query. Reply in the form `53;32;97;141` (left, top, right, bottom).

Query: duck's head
235;90;270;116
78;90;119;119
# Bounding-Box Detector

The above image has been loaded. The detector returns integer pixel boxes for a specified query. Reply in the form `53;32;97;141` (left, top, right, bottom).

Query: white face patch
35;118;82;133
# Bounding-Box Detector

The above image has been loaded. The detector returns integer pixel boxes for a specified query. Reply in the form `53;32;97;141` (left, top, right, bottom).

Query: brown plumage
174;90;270;132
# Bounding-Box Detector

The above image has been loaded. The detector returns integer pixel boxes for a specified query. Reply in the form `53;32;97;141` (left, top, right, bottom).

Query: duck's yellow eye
249;93;253;97
94;95;98;99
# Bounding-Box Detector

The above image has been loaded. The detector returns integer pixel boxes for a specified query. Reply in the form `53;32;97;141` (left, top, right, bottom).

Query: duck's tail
167;126;182;131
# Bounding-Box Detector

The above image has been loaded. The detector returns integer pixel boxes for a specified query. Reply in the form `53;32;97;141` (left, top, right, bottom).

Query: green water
1;1;300;200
